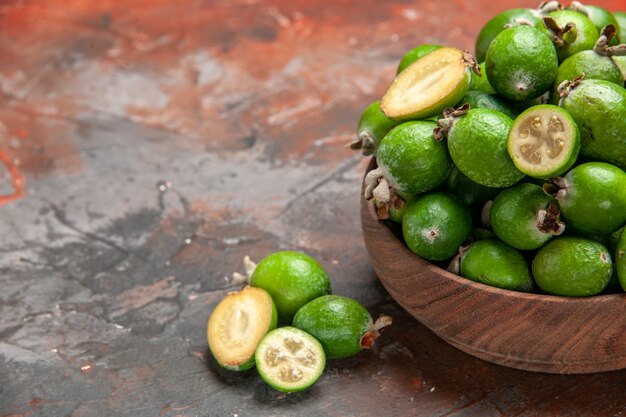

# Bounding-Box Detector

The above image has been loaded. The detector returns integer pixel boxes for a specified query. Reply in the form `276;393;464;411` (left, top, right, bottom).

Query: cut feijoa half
207;286;277;371
255;327;325;393
508;104;580;179
380;47;476;121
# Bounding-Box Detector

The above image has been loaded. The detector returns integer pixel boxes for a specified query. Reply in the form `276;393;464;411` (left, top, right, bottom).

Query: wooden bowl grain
361;160;626;374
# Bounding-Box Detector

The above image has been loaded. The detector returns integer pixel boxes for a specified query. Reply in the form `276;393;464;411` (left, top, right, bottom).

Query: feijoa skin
445;108;524;188
402;192;472;261
444;166;500;214
293;295;391;360
468;62;497;95
250;251;331;324
485;25;558;101
349;101;400;156
490;183;564;251
532;237;613;296
460;91;516;119
559;79;626;169
615;11;626;44
459;239;534;292
475;8;542;62
376;121;453;196
617;228;626;291
207;286;278;371
550;162;626;236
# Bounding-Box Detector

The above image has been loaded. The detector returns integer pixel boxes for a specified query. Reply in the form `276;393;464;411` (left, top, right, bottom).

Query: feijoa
532;237;612;296
293;295;392;360
250;252;331;323
207;286;277;371
255;327;326;393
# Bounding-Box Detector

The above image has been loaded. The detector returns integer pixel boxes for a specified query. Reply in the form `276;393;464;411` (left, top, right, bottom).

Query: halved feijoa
380;47;476;121
255;327;325;393
508;104;580;179
207;286;277;371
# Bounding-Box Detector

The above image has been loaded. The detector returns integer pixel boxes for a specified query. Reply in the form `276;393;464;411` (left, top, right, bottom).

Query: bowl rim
362;157;625;304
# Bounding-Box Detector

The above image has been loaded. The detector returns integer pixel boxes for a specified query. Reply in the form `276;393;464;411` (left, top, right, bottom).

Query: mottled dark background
1;1;625;416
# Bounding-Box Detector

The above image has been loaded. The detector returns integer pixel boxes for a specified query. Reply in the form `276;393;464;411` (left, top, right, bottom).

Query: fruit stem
462;50;481;75
232;256;257;285
568;1;589;17
556;75;584;104
542;16;577;48
447;243;470;275
434;103;470;141
537;1;563;15
345;131;376;156
480;200;493;229
360;314;393;350
593;25;626;57
364;167;404;220
537;202;566;235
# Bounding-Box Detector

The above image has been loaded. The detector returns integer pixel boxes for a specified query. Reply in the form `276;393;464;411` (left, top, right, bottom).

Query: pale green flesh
508;107;578;178
255;327;325;393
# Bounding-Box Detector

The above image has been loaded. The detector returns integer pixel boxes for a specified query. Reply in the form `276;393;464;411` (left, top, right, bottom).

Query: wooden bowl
361;159;626;374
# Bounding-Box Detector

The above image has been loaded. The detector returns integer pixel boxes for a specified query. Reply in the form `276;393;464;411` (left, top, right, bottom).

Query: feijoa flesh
207;286;277;371
255;326;326;393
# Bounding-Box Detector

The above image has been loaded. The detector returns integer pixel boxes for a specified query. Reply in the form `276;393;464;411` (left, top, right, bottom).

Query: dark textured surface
1;1;625;416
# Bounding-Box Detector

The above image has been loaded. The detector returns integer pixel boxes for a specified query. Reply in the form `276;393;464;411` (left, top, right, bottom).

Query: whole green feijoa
293;295;392;360
250;251;331;323
460;91;516;119
553;50;624;99
402;192;472;261
349;101;400;156
547;162;626;236
365;121;452;219
617;228;626;291
490;183;564;250
458;239;533;292
536;11;599;62
475;8;542;62
532;237;613;296
396;44;442;74
442;107;524;188
486;25;558;101
559;79;626;169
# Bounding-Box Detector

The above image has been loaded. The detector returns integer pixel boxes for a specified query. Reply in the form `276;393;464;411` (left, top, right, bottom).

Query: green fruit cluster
206;251;391;393
355;2;626;297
